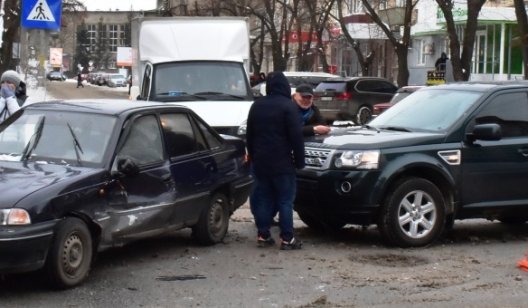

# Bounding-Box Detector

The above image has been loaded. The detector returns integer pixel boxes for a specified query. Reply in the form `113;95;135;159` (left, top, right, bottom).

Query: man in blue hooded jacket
246;71;305;250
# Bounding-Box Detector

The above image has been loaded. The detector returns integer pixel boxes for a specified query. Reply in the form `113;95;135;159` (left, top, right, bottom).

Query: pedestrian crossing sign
21;0;62;30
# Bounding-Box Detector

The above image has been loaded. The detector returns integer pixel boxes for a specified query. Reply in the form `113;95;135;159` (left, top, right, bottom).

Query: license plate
321;97;332;101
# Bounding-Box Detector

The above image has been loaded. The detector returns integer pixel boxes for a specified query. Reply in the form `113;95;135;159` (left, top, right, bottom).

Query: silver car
106;74;127;87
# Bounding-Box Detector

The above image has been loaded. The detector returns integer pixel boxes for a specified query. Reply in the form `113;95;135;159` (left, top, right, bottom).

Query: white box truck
130;17;252;137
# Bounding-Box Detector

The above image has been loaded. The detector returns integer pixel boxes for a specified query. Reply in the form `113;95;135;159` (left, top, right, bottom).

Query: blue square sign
21;0;62;30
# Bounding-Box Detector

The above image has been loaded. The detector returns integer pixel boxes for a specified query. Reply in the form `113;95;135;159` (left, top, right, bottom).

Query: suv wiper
67;122;84;165
380;126;411;132
22;116;45;160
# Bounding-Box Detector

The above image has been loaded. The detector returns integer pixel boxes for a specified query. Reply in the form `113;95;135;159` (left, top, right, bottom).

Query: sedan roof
24;99;191;117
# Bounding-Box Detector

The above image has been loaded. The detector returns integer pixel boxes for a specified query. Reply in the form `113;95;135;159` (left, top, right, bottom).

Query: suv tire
356;106;372;125
378;177;445;247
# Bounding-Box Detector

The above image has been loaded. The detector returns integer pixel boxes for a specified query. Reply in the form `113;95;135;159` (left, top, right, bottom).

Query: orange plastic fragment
517;257;528;272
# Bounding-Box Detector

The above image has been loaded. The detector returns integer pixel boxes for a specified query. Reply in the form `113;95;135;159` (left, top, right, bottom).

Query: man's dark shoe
257;235;275;248
280;237;303;250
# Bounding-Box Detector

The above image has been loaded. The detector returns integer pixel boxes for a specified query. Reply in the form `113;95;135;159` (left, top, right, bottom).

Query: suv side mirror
466;123;502;143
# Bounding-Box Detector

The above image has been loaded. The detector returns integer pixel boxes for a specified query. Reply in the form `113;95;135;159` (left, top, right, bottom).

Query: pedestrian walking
293;83;331;136
246;71;305;250
77;72;84;88
0;70;22;124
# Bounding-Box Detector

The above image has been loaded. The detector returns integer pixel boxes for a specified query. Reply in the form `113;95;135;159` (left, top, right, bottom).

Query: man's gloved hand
1;84;15;98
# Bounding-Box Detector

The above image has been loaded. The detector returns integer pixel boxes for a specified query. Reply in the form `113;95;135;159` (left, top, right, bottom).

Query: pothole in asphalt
350;253;429;267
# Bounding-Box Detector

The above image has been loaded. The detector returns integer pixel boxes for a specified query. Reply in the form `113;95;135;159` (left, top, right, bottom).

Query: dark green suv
296;82;528;247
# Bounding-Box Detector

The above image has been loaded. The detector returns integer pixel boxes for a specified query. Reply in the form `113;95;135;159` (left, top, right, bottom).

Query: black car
296;81;528;248
0;100;252;288
314;77;398;125
46;71;66;81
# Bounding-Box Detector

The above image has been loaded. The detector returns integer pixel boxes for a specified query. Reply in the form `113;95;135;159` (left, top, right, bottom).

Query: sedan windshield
369;88;481;132
0;110;116;166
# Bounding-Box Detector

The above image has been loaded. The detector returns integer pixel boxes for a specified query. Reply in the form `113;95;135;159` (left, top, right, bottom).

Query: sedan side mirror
116;157;140;176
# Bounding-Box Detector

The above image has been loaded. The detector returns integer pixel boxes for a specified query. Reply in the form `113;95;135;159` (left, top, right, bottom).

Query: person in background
0;70;22;124
293;83;331;136
77;72;84;88
246;71;305;250
435;52;448;71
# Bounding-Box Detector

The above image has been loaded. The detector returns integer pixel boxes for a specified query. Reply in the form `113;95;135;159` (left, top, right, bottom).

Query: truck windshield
153;61;251;101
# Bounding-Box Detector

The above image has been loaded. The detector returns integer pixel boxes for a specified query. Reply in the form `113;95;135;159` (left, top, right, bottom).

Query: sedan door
104;114;177;243
159;112;216;226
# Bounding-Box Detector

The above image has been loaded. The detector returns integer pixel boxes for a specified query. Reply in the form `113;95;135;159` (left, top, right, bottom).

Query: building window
87;24;97;52
108;24;125;52
416;39;426;65
347;0;363;14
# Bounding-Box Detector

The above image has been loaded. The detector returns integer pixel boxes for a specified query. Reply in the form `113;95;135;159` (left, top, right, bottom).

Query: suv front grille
304;147;334;169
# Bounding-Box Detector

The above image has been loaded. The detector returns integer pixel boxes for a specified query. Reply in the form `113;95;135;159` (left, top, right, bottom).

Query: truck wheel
46;217;93;289
356;106;372;125
193;193;229;245
297;209;346;231
378;177;445;247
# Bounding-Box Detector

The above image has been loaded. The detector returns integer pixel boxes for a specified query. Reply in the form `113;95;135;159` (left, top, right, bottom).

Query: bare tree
513;0;528;79
436;0;486;81
359;0;417;86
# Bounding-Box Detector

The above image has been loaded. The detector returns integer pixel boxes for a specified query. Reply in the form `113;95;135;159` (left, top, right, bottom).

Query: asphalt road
2;82;528;307
42;79;129;100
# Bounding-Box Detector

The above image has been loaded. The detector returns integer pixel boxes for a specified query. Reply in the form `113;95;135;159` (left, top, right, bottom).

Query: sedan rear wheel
193;193;229;245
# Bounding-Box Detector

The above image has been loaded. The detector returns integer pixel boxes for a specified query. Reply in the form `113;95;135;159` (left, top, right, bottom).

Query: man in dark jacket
246;71;305;250
293;83;331;136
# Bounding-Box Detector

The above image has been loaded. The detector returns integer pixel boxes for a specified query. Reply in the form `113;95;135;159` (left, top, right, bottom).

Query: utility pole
0;0;5;48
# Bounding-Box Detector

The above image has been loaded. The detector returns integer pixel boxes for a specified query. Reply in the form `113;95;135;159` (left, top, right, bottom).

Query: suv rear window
356;80;397;93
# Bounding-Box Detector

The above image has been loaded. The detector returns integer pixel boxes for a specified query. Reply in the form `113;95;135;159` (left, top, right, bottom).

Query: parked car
258;71;339;97
372;85;425;117
46;71;66;81
313;77;398;125
96;73;110;86
106;74;127;87
0;100;252;288
296;81;528;248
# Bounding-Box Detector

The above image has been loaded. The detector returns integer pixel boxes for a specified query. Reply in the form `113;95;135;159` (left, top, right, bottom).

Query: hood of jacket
265;71;291;98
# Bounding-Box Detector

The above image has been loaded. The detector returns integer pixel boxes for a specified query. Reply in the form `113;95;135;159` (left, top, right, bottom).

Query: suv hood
0;162;103;209
307;128;446;150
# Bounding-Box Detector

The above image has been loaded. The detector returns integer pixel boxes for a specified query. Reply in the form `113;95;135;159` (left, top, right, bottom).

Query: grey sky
81;0;157;11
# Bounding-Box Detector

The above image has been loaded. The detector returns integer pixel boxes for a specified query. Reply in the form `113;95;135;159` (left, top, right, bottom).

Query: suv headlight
335;150;380;169
0;209;31;225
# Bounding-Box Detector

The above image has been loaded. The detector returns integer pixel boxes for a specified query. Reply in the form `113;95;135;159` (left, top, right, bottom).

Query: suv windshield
369;88;481;132
0;110;116;166
153;61;251;101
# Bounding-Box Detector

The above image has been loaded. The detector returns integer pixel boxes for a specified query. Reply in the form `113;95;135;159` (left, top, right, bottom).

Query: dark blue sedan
0;100;252;288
